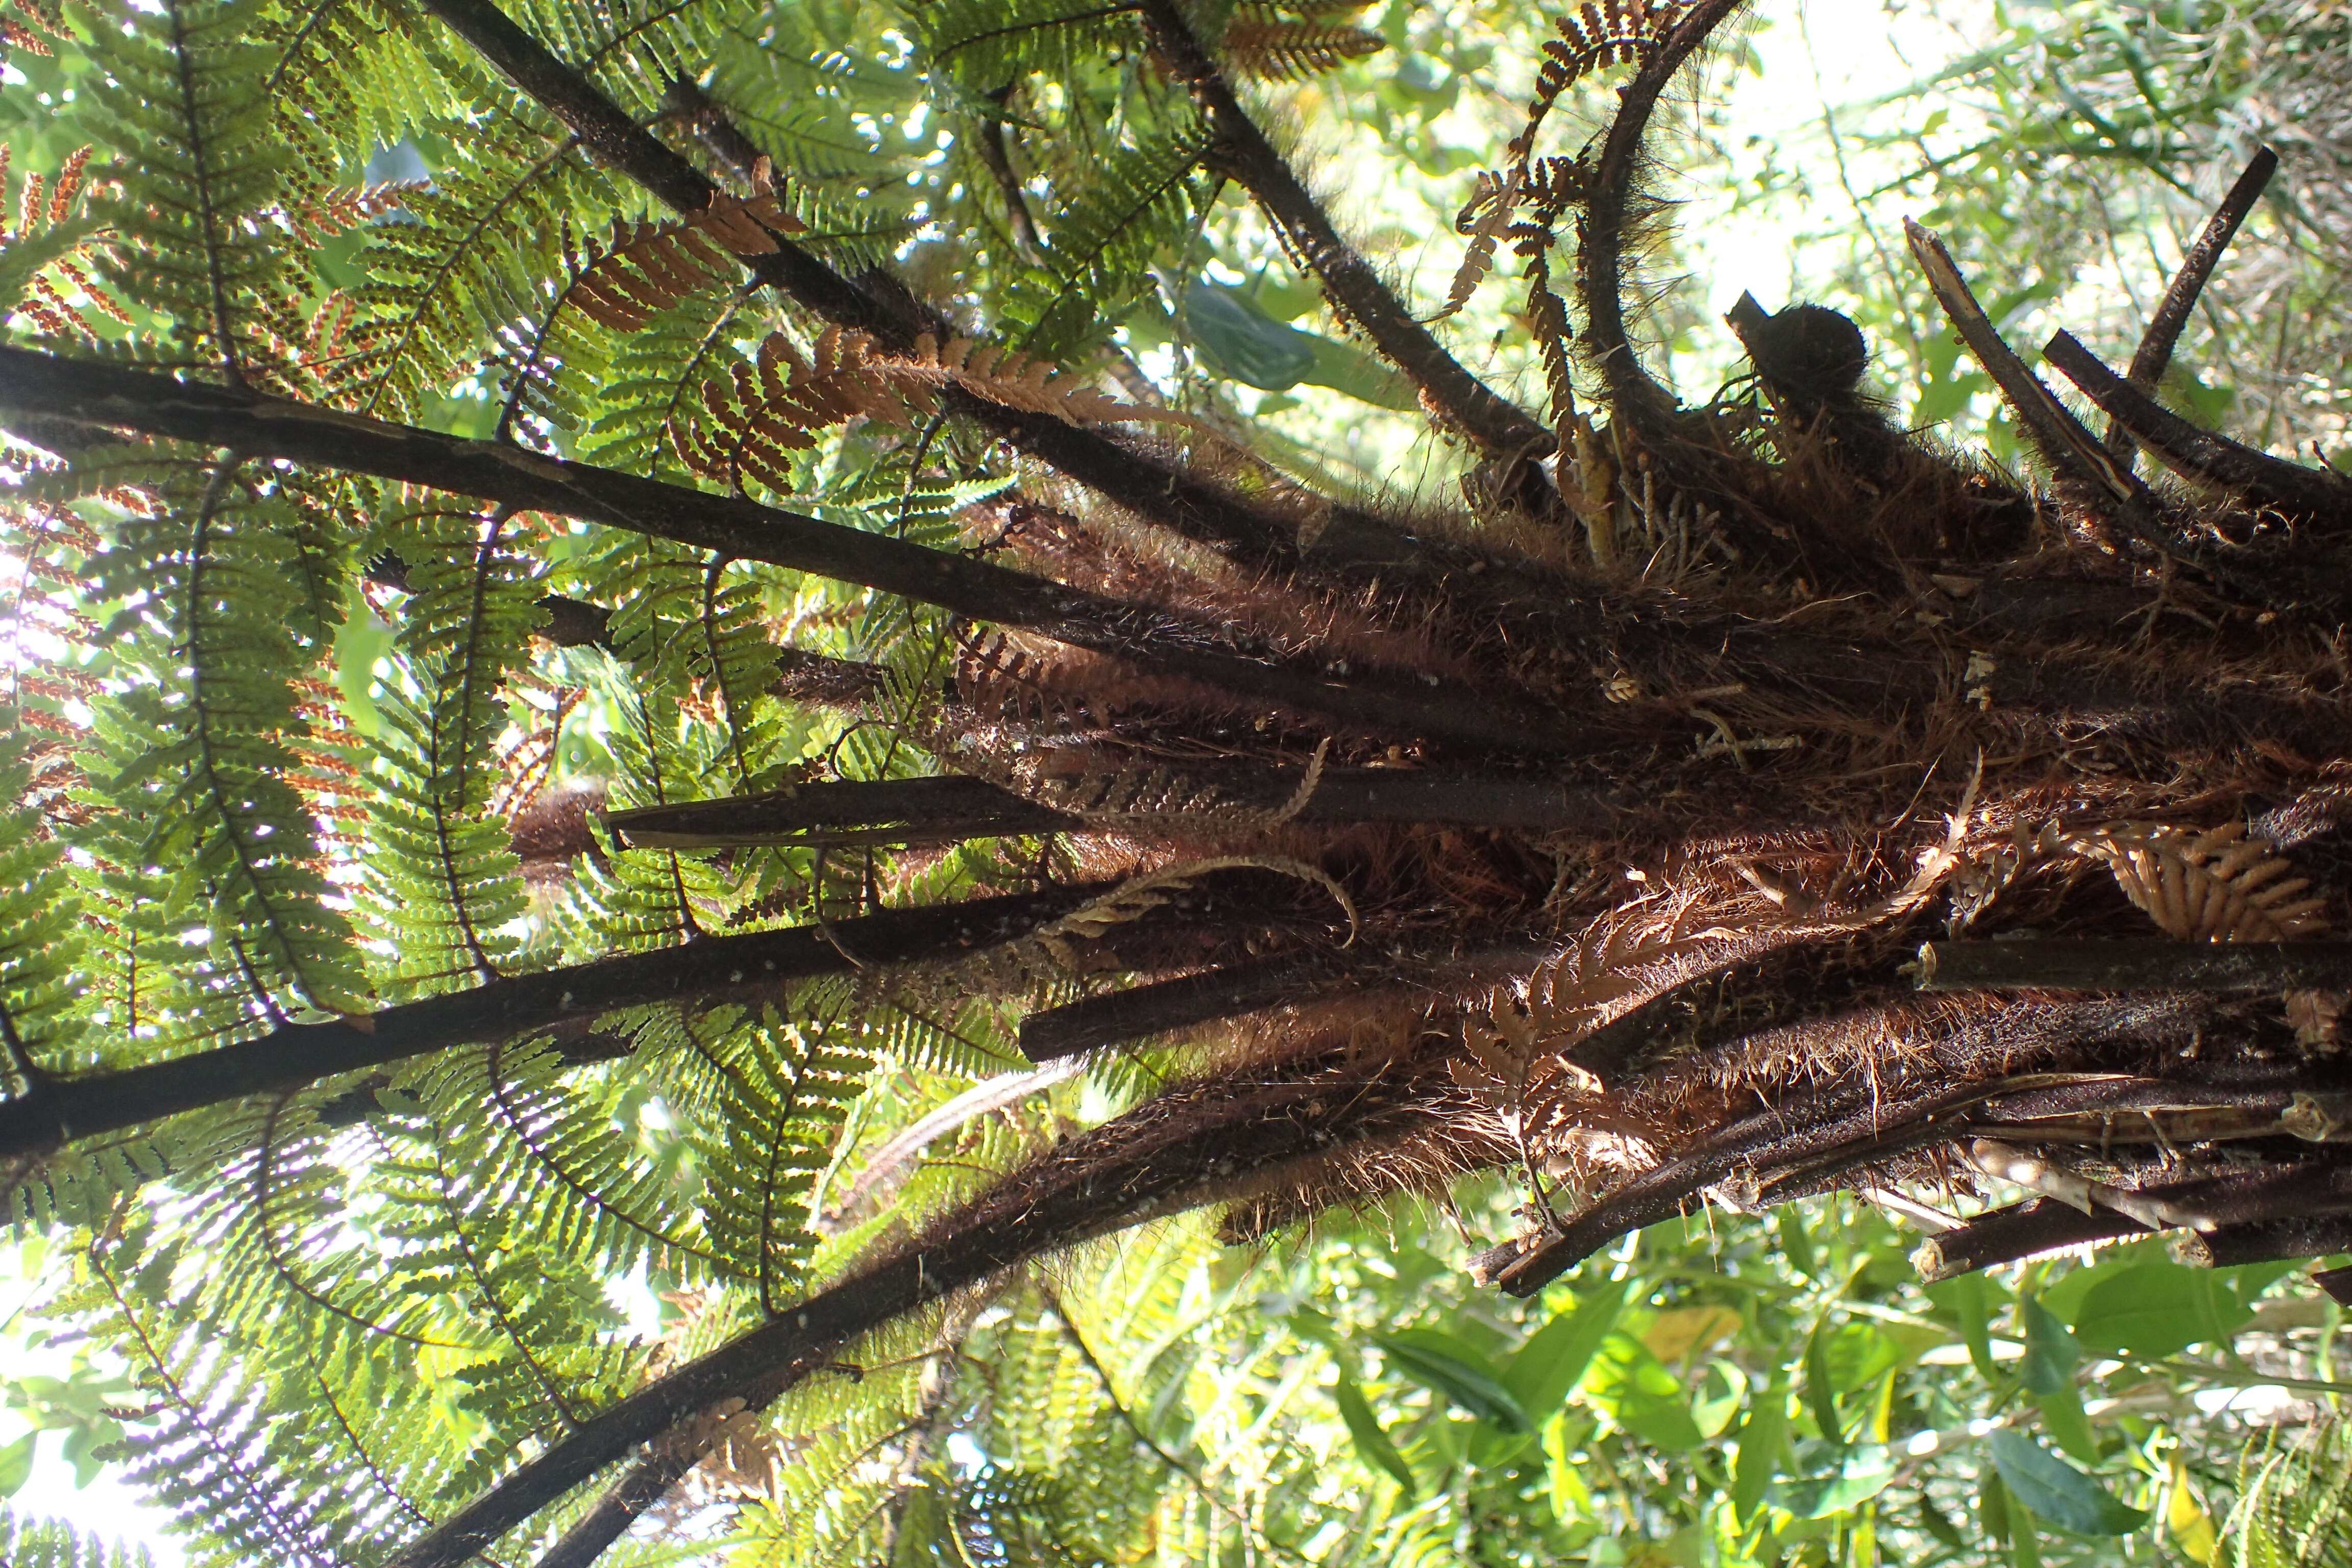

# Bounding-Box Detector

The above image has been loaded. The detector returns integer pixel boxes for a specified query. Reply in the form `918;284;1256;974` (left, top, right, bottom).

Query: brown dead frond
569;190;801;333
678;326;1215;493
1220;19;1384;79
2083;821;2330;941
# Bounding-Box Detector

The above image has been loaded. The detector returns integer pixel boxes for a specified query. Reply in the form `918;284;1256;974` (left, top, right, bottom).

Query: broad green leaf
1987;1431;2149;1535
1772;1444;1896;1518
2072;1264;2250;1359
1183;283;1417;408
1301;334;1419;411
1545;1412;1597;1525
1506;1278;1629;1414
1692;1359;1747;1439
1929;1271;1997;1379
1376;1329;1531;1432
1803;1322;1844;1444
1186;283;1318;389
1584;1332;1702;1452
2034;1381;2098;1466
0;1431;33;1497
1730;1370;1790;1524
2019;1297;2080;1396
1778;1208;1818;1278
1982;1467;2013;1545
1333;1372;1415;1496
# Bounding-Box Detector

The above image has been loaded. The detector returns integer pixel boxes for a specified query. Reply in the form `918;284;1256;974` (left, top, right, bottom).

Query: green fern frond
66;452;371;1028
72;0;290;380
344;128;607;422
2223;1414;2351;1568
0;1502;156;1568
0;730;88;1077
995;126;1216;356
920;0;1147;91
684;1001;870;1310
362;502;543;995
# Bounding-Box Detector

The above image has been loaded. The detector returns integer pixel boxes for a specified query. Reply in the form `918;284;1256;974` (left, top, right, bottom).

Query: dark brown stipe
1917;939;2352;993
1134;0;1554;469
605;769;1621;849
2044;329;2351;523
2105;147;2278;471
0;346;1575;754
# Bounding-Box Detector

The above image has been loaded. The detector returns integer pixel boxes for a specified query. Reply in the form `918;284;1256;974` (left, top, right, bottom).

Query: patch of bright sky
0;1240;180;1567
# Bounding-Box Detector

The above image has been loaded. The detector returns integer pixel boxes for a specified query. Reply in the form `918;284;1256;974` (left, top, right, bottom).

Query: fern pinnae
419;1119;592;1431
348;134;592;422
496;191;796;437
247;1093;456;1348
88;1250;334;1568
2084;821;2329;941
479;1041;734;1280
174;462;369;1019
1217;18;1384;79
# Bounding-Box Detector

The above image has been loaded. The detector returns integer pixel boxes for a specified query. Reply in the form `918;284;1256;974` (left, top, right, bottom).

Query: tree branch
2106;146;2277;470
0;884;1116;1163
1917;940;2352;993
0;346;1576;754
1134;0;1552;470
2043;330;2350;523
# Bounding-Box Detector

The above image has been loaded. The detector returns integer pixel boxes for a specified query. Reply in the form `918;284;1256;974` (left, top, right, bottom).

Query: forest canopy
0;0;2348;1561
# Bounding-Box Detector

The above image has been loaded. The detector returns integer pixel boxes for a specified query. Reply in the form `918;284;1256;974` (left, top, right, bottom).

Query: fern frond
1219;19;1384;78
361;503;540;995
1517;0;1684;161
678;326;1206;495
673;1001;871;1311
2221;1412;2350;1568
0;1505;153;1568
0;731;86;1079
2084;821;2330;941
68;453;370;1028
0;145;126;340
345;129;602;422
921;0;1147;91
994;126;1216;355
75;0;290;381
